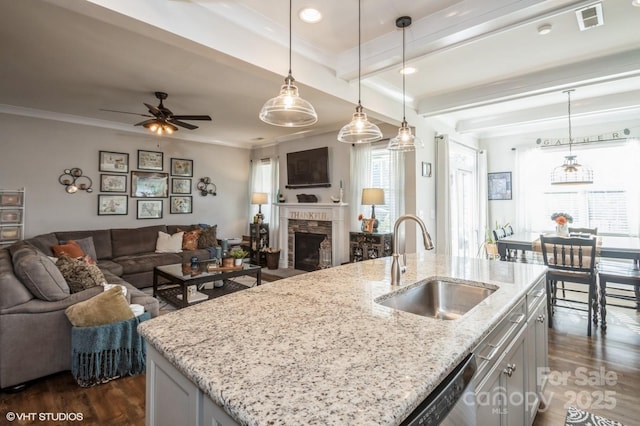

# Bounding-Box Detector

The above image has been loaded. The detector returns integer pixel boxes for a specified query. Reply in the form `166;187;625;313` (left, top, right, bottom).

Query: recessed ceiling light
537;23;553;35
400;66;417;75
632;0;640;7
299;8;322;23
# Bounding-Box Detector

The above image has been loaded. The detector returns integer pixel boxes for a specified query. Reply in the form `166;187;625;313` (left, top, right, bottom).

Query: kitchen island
138;253;547;426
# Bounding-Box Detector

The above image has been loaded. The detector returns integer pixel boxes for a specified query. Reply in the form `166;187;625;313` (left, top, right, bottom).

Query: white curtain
514;146;544;233
249;157;279;248
477;149;488;250
390;149;406;223
350;143;372;230
435;135;451;255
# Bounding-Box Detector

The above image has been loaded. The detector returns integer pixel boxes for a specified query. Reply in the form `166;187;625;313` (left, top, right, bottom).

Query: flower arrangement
551;212;573;225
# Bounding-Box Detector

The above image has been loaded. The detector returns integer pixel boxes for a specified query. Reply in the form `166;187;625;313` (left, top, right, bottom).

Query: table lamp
251;192;268;222
361;188;384;232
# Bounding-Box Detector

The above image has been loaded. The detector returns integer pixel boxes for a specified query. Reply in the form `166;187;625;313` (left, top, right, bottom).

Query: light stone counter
138;253;547;425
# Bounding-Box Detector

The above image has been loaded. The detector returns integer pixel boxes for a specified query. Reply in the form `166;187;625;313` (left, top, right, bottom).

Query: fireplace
294;232;326;271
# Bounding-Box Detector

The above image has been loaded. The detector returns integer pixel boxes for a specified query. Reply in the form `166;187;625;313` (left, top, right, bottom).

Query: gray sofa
0;224;217;389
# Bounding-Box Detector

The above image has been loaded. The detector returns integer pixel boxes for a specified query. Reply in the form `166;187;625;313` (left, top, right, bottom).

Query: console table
349;232;393;262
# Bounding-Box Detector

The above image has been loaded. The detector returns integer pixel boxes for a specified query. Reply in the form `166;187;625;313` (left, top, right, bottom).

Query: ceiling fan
102;91;212;135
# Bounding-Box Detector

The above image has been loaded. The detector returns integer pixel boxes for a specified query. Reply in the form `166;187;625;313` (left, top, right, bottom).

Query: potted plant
230;248;249;266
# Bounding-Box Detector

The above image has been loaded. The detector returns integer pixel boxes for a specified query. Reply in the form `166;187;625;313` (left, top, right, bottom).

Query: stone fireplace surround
277;203;349;268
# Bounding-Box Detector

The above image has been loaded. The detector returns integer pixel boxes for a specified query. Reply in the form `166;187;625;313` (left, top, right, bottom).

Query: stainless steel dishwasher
400;353;477;426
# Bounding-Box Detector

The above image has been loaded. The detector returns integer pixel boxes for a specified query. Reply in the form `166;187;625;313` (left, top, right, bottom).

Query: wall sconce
59;168;93;194
196;177;217;196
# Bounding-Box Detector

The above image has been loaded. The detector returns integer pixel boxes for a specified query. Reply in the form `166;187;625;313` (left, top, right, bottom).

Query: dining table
496;232;640;269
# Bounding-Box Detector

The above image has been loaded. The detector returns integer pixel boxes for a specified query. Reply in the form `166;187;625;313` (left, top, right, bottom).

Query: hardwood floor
1;308;638;426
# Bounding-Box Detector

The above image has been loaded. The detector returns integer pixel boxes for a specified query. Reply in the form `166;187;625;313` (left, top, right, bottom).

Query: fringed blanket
71;312;151;387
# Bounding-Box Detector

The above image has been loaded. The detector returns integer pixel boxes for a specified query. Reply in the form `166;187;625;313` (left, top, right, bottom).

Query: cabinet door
504;329;527;426
534;300;548;394
476;360;504;426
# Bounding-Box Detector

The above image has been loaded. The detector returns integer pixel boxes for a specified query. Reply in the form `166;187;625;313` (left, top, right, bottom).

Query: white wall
0;114;250;238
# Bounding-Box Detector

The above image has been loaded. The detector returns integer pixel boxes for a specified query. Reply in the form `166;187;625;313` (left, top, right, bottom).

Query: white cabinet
473;276;548;426
0;188;25;248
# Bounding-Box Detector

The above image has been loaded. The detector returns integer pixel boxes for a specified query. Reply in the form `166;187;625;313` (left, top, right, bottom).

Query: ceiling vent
575;2;604;31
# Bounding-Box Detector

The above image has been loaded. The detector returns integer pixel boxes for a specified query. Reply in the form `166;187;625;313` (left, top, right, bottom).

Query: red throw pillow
51;240;86;259
178;228;201;251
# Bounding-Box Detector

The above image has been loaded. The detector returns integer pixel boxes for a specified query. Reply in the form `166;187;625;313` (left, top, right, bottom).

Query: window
370;147;394;233
522;142;639;236
250;158;274;224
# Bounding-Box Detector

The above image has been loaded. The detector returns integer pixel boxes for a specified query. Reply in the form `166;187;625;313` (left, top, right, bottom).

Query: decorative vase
556;224;569;236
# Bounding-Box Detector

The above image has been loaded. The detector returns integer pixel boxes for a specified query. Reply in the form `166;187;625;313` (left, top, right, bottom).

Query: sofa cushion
24;233;58;257
51;240;85;259
64;286;134;327
97;259;124;277
56;255;106;293
197;225;218;249
13;249;70;301
55;229;113;260
112;225;167;258
155;231;183;253
113;252;182;275
0;248;34;309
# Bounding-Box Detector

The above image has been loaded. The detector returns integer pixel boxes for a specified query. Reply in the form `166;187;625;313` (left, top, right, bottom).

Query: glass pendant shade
337;104;383;143
259;75;318;127
387;120;424;151
550;155;593;185
337;0;382;144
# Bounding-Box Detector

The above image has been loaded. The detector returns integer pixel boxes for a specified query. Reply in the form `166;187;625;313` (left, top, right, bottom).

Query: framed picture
137;150;164;171
0;192;23;207
0;209;22;224
100;174;127;193
488;172;512;200
421;162;432;177
99;151;129;173
131;171;168;198
170;196;192;214
97;195;128;215
137;200;163;219
171;178;192;194
0;227;21;241
171;158;193;177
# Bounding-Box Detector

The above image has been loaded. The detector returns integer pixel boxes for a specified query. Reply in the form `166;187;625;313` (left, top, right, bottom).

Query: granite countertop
138;253;547;425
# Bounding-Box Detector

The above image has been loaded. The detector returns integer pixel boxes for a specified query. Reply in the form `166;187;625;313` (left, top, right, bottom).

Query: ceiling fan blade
171;120;198;130
171;115;212;121
100;108;153;118
144;102;164;118
134;119;158;127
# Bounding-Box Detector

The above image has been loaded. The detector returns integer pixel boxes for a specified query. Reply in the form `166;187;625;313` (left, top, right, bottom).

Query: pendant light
337;0;383;144
550;89;594;185
388;16;423;151
259;0;317;127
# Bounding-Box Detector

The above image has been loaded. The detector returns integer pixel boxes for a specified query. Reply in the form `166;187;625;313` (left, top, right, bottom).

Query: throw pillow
178;228;201;251
61;237;98;262
13;251;70;301
155;231;184;253
56;255;106;293
197;225;218;248
51;240;85;259
65;286;134;327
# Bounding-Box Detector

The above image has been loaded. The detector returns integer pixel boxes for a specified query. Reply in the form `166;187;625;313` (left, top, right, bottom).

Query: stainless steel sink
376;279;497;320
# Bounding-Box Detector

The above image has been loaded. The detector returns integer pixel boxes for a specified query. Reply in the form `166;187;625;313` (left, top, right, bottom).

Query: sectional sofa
0;224;218;389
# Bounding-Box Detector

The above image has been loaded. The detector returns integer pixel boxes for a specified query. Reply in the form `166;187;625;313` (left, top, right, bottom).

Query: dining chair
556;227;598;297
597;260;640;332
540;234;598;336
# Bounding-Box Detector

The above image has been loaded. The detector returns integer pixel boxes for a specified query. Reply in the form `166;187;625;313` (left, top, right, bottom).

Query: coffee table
153;261;262;309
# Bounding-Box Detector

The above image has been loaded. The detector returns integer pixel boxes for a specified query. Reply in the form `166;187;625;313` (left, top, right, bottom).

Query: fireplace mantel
277;203;349;268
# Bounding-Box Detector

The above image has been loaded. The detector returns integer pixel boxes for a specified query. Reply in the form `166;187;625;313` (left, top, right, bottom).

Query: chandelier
550;89;593;185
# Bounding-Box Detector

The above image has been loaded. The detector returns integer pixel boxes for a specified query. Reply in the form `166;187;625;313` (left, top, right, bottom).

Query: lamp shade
259;78;318;127
251;192;268;205
361;188;384;205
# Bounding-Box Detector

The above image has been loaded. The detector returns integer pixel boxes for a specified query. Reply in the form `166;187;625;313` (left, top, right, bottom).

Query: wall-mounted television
286;147;331;188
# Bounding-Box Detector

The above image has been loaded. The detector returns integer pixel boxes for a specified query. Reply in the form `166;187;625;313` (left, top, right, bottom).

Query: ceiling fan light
259;78;318;127
337;106;383;144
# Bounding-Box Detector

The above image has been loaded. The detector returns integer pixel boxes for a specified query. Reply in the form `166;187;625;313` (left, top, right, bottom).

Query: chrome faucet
391;214;434;285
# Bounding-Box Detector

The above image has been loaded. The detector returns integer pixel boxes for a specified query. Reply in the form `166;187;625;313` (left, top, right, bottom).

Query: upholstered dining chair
540;234;598;336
